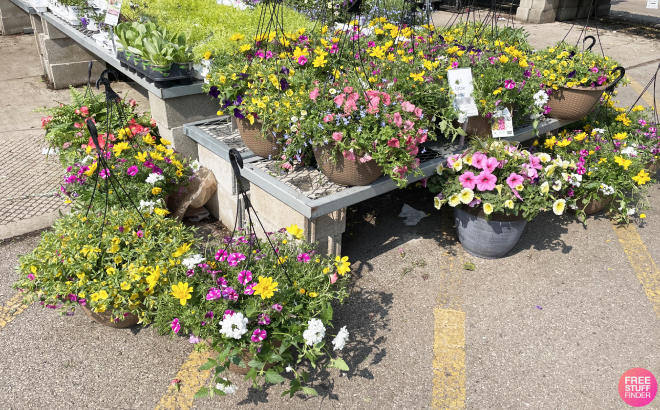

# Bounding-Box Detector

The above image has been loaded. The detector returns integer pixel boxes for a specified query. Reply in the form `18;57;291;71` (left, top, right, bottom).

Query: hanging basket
546;84;608;121
235;117;283;159
570;194;613;215
313;144;383;186
454;206;528;259
80;305;140;328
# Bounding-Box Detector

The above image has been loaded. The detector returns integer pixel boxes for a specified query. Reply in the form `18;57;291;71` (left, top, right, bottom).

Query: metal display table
7;0;35;14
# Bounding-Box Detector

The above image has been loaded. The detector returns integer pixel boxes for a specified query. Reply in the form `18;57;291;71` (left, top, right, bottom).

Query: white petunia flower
139;200;156;213
145;173;164;185
81;155;94;164
533;90;549;107
190;160;201;172
216;377;237;394
303;318;326;346
219;312;248;339
600;183;615;196
182;254;205;269
621;146;638;157
593;128;606;134
332;326;349;351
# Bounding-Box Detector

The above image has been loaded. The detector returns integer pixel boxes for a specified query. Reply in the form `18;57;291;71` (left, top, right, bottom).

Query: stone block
42;37;100;65
515;7;531;22
149;92;219;129
42;19;68;40
532;0;559;10
528;7;556;23
158;126;199;162
0;14;31;35
575;5;592;18
557;0;579;9
205;182;247;230
48;60;105;89
198;145;249;195
39;53;48;76
248;184;346;256
30;14;43;35
555;6;578;20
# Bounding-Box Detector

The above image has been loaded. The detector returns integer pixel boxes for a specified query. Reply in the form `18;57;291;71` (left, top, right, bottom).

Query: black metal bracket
96;69;120;102
583;35;596;52
605;66;625;94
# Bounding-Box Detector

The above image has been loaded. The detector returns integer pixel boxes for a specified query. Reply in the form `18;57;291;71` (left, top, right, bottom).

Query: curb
0;208;67;240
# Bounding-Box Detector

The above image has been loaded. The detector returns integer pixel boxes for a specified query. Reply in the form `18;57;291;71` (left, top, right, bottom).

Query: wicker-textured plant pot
454;206;527;259
313;144;383;186
547;85;607;121
646;161;660;175
570;195;613;215
235;117;282;158
80;305;139;328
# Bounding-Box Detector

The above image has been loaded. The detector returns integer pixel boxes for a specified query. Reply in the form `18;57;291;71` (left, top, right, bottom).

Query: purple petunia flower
271;303;283;312
215;249;228;262
136;230;144;238
223;309;235;319
244;282;256;295
205;311;214;319
258;314;271;325
227;253;246;267
27;274;35;281
297;253;311;263
251;328;267;342
222;287;239;301
216;277;228;288
171;318;180;333
206;287;223;301
237;270;253;285
127;166;139;176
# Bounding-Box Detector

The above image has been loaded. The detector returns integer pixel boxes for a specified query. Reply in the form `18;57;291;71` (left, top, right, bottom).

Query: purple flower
208;86;220;99
237;270;253;285
189;334;201;344
567;70;576;79
216;277;228;288
223;309;235;319
251;328;267;342
206;287;223;301
118;226;124;233
205;311;214;319
543;105;552;115
258;314;271;325
215;249;228;262
271;303;283;312
244;282;256;295
27;274;35;281
227;253;246;267
504;79;516;89
136;230;144;238
222;287;239;301
99;168;110;179
171;318;180;333
297;55;307;65
68;294;77;302
186;269;195;278
127;166;139;176
591;67;599;73
297;253;311;263
79;298;86;306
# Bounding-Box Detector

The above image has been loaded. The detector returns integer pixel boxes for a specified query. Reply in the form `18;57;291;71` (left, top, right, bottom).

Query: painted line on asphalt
626;75;658;108
612;222;660;320
432;308;466;410
0;292;30;331
153;349;213;410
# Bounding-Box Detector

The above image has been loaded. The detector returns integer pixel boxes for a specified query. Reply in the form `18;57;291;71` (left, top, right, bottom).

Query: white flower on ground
216;377;237;394
182;254;205;269
553;199;566;215
190;160;201;172
332;326;349;351
145;173;164;185
286;366;293;372
303;318;326;346
219;312;248;339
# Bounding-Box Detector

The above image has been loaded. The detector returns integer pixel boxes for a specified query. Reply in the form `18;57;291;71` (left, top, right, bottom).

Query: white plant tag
647;0;658;9
491;107;514;138
104;0;123;26
447;68;479;117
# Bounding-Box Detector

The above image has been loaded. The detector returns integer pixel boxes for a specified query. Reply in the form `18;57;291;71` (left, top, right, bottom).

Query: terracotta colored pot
547;85;607;121
313;144;383;186
235;117;282;158
80;305;139;328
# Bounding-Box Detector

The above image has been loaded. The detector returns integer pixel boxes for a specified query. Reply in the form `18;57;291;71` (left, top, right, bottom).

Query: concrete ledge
48;59;105;89
0;208;67;240
42;18;67;40
0;0;31;35
42;36;100;65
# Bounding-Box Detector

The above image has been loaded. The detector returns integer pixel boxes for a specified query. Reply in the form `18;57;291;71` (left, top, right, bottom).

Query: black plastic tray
117;50;195;88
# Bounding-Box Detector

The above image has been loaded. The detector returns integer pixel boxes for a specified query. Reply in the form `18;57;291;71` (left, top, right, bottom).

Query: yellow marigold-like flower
308;292;318;298
230;33;245;41
335;256;351;276
154;208;170;217
171;282;193;305
203;51;212;60
632;105;645;112
632;170;651;185
300;288;306;294
613;132;627;140
493;88;502;95
135;152;147;162
84;161;98;177
410;72;425;82
152;187;162;195
286;224;304;240
172;243;191;258
499;55;509;64
253;276;279;299
112;142;130;157
614;156;632;170
239;44;252;52
143;134;155;145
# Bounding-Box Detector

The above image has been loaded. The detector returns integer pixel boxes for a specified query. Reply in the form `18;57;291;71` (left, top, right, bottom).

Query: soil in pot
454;206;528;259
546;85;607;121
235;117;283;158
313;143;383;186
80;305;139;328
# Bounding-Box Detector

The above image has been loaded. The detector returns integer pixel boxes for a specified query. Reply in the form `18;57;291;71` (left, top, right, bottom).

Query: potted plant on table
155;225;351;398
13;209;197;328
428;138;570;259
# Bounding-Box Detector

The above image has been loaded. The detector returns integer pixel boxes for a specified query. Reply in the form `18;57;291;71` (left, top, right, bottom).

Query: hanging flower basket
313;144;383;186
546;85;608;121
454;206;528;259
80;305;140;328
235;117;282;158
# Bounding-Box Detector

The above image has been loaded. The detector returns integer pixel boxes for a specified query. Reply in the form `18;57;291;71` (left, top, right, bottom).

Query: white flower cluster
600;183;615;195
145;172;164;185
569;173;582;187
592;128;606;134
190;160;201;172
332;326;350;351
81;155;94;164
216;377;237;394
533;90;549;107
619;206;636;216
182;254;205;269
303;318;326;346
621;146;638;157
139;200;156;213
219;312;248;339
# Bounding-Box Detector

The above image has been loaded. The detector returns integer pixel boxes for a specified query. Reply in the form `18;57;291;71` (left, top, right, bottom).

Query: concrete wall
0;0;31;35
516;0;611;23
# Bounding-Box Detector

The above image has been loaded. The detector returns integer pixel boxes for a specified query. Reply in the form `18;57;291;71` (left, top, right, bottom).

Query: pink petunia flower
237;270;253;285
223;310;234;319
171;318;180;333
258;314;271;325
127;166;139;176
359;154;372;163
297;253;311;263
482;157;499;173
244;283;256;295
506;173;524;190
227;253;246;267
136;230;144;238
387;138;400;148
309;87;319;101
80;106;89;115
459;171;477;189
475;171;497;191
392;112;403;128
401;101;416;112
27;274;35;281
206;287;223;301
271;303;283;312
471;152;486;170
251;328;267;342
333;93;346;107
215;249;228;262
323;114;334;123
343;149;356;161
297;55;307;65
332;132;343;142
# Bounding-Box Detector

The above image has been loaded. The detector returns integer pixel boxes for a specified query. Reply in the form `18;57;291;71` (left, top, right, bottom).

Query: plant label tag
647;0;658;9
491;107;514;138
447;68;479;117
104;0;123;26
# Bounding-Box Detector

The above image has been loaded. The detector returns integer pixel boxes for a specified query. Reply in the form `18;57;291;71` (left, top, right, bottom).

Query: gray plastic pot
454;206;528;259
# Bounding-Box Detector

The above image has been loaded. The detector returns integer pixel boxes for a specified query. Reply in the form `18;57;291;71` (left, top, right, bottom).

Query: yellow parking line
432;308;466;410
626;75;658;108
153;349;213;410
0;292;30;331
612;223;660;319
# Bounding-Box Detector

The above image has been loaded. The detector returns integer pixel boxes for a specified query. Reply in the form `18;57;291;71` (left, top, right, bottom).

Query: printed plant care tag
104;0;123;26
447;68;479;118
491;107;514;138
647;0;658;9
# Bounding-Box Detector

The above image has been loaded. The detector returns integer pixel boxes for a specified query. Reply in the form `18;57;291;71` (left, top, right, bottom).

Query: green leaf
439;120;447;132
264;370;285;384
193;387;209;400
330;357;350;371
269;353;283;363
300;371;309;383
321;303;333;322
230;355;244;367
302;387;319;396
198;359;217;371
247;359;264;369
